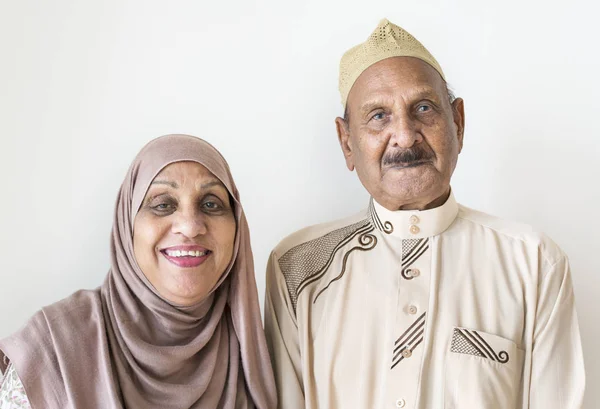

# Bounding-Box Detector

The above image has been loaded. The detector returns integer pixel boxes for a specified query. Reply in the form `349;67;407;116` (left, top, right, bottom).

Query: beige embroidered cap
339;18;445;107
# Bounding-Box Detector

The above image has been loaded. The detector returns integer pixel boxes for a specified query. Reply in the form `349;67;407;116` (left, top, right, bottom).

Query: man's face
336;57;465;210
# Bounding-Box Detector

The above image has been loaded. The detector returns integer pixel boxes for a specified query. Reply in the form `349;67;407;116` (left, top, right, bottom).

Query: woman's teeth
165;250;207;257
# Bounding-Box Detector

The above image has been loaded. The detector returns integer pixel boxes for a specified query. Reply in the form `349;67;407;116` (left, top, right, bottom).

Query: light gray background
1;1;598;407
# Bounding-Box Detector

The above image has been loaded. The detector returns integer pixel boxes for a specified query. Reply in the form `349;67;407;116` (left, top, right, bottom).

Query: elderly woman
0;135;277;408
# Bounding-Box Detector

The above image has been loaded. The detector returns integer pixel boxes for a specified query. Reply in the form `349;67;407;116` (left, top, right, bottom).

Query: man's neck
379;188;451;211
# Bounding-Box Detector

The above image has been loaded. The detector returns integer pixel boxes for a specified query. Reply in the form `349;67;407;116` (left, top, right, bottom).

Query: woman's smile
160;244;212;268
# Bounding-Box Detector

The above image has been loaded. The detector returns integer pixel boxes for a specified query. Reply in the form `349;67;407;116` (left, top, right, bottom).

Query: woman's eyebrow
151;180;178;188
150;179;223;190
201;180;223;190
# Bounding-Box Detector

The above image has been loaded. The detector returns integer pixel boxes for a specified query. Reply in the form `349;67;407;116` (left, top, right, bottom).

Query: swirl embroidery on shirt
313;227;378;304
450;328;510;363
368;198;393;234
278;219;373;313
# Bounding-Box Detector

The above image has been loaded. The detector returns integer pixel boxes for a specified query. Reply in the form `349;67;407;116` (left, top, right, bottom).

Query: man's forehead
360;57;443;86
349;57;445;109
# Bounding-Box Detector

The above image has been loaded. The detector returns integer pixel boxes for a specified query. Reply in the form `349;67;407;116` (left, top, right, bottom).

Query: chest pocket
445;327;524;409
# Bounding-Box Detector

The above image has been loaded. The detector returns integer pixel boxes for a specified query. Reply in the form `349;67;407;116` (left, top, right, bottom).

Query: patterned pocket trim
450;328;509;363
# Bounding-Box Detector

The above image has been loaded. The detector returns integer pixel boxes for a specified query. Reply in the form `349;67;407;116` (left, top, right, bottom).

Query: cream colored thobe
265;193;585;409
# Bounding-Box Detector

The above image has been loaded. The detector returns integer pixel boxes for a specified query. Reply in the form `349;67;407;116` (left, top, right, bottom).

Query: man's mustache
382;147;434;166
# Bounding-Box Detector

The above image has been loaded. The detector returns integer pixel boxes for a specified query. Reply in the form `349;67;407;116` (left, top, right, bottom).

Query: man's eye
417;104;431;113
371;112;385;121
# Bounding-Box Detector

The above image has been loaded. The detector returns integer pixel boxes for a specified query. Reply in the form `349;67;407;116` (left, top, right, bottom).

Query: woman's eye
152;203;173;212
202;201;220;210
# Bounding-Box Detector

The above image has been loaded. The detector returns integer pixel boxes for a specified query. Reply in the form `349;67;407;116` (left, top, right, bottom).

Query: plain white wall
1;0;598;406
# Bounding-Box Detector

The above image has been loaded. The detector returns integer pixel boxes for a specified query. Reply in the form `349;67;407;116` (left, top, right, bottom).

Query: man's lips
160;245;211;268
386;160;430;169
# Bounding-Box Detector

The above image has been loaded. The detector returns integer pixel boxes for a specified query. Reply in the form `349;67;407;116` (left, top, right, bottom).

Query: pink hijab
0;134;277;409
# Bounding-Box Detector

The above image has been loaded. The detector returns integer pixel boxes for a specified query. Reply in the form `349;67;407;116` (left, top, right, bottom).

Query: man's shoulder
269;208;372;311
272;208;370;259
456;204;566;265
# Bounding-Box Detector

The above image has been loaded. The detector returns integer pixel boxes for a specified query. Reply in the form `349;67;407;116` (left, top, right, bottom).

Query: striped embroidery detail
450;328;510;363
401;238;429;280
391;312;426;369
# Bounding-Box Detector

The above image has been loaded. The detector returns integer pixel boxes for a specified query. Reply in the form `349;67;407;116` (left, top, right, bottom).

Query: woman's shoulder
0;363;32;409
42;289;103;319
6;289;102;341
0;290;104;409
0;289;104;381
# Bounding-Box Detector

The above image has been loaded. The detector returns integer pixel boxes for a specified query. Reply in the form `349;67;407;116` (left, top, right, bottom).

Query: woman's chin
159;274;216;305
161;289;208;306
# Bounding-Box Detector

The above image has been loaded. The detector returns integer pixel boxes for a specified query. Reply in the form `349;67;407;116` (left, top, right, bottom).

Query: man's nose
388;112;422;149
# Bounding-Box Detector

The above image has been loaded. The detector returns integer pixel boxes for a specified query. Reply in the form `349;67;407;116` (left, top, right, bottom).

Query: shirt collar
368;191;459;238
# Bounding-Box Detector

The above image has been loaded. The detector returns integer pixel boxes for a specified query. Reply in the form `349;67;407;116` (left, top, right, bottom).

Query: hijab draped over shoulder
0;134;277;409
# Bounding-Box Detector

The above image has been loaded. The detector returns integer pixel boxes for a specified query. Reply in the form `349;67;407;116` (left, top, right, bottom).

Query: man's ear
451;98;465;153
335;116;355;171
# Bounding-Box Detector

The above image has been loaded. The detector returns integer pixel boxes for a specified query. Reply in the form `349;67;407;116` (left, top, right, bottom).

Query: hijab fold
0;134;277;409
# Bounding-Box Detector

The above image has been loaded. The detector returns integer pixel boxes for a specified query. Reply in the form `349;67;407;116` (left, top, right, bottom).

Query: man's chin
380;166;438;194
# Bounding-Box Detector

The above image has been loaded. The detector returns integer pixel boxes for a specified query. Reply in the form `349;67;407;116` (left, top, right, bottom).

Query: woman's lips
160;245;211;268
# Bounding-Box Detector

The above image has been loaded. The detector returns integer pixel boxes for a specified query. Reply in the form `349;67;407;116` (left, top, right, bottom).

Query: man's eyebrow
359;100;386;114
410;87;440;100
359;88;441;113
151;180;178;188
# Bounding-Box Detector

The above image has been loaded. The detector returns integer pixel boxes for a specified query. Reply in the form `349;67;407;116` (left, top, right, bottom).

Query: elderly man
264;19;585;409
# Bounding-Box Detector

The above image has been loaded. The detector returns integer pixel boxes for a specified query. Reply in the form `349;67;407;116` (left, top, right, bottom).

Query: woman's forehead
150;161;226;190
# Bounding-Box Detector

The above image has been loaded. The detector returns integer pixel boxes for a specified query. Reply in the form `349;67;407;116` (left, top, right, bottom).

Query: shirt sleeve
264;251;305;409
528;255;585;408
0;363;33;409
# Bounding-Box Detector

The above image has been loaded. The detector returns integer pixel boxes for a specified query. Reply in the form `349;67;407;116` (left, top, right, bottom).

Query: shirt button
402;349;412;358
409;268;420;278
409;225;420;234
409;215;419;224
408;305;418;315
396;398;406;408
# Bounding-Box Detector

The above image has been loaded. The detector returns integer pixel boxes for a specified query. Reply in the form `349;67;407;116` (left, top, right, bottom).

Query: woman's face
133;161;236;306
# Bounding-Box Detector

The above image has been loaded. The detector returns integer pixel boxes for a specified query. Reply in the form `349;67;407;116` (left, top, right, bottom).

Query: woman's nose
171;210;208;238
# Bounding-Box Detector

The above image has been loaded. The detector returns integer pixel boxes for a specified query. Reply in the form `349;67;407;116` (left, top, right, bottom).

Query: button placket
388;229;430;409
